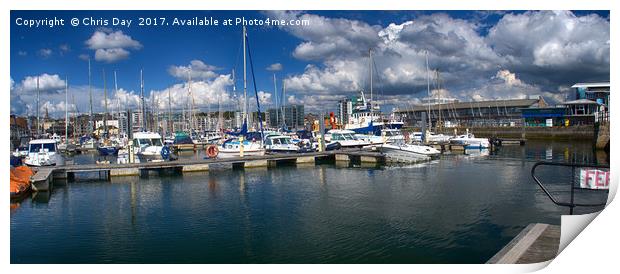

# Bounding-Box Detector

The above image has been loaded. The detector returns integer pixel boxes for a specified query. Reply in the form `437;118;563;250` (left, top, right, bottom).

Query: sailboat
97;69;120;156
218;26;265;158
58;77;76;153
344;49;404;135
128;69;168;163
423;52;451;144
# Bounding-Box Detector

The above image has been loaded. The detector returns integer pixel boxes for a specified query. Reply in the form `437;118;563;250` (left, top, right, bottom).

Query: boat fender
161;146;171;160
206;145;219;158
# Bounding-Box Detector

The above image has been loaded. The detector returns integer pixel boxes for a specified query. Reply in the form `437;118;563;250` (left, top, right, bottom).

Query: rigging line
244;31;265;140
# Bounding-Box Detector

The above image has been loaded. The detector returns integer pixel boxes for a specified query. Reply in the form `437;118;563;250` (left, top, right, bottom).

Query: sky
10;10;610;118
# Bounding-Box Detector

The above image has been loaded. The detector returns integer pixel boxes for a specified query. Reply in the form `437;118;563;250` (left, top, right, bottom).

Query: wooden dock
487;223;560;264
27;150;394;191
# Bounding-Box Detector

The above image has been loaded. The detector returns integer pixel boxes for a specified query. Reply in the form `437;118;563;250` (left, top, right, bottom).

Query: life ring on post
206;145;219;158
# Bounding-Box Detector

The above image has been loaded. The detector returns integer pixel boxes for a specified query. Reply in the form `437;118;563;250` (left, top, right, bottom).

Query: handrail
531;161;609;214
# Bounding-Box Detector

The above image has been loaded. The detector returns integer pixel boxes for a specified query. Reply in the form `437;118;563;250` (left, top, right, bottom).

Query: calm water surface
10;141;609;263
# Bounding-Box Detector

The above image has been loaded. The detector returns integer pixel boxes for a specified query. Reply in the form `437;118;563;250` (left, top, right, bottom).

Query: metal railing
531;161;609;215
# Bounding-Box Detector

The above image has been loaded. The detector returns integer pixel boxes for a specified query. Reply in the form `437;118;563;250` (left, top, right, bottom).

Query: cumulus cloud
266;63;283;71
486;10;609;84
78;54;90;61
95;48;130;63
268;11;608;112
150;74;233;112
18;73;66;93
168;60;221;80
85;30;142;63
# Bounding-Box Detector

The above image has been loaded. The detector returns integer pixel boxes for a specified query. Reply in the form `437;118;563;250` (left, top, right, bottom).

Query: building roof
571;82;610;88
561;99;599;105
396;98;542;113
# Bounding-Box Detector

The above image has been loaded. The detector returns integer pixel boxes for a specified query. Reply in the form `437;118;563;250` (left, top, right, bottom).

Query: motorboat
132;131;167;162
97;142;120;156
264;134;300;153
426;132;452;143
450;133;490;149
325;129;370;148
376;141;441;157
218;138;265;158
173;132;196;151
24;139;65;166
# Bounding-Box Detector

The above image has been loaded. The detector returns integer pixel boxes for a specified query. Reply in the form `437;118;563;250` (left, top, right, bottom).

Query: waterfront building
572;82;610;123
10;115;29;148
337;98;353;126
266;104;305;130
394;96;547;128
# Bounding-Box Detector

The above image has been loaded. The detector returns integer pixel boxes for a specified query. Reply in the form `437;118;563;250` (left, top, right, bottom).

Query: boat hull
97;146;120;156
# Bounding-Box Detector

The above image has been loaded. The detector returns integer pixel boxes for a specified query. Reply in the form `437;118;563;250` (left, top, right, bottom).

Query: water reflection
10;140;610;263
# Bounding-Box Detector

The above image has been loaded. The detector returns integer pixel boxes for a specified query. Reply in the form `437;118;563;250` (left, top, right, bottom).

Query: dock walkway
487;223;560;264
28;150;395;191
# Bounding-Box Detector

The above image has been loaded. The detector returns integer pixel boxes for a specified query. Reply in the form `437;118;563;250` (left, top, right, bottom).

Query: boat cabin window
280;138;291;145
151;138;163;146
30;143;56;152
332;134;345;141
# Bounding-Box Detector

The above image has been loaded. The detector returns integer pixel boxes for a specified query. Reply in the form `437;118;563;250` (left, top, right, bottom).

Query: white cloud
85;30;142;50
168;60;220;80
150;74;233;111
272;11;608;111
266;63;283;71
95;48;130;63
59;44;70;54
487;11;609;71
19;73;66;93
78;54;90;61
85;30;142;63
18;51;27;56
37;48;53;58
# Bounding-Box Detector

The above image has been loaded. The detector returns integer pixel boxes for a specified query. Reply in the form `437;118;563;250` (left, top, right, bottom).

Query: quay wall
404;125;596;140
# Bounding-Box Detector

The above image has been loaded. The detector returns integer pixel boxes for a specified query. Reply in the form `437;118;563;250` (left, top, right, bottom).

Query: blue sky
10;10;610;117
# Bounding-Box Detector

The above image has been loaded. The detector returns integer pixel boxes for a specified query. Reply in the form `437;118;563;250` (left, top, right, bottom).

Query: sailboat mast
140;69;146;131
103;69;108;135
273;74;277;128
114;71;120;134
88;58;93;135
425;51;431;128
187;68;194;132
36;76;40;136
242;26;248;123
369;48;373;111
168;88;172;134
281;81;286;128
65;76;69;145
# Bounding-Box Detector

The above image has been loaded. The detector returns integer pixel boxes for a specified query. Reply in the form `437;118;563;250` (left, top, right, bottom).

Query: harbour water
10;141;608;263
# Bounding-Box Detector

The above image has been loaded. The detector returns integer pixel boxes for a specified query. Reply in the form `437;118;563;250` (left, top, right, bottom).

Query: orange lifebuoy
206;145;219;158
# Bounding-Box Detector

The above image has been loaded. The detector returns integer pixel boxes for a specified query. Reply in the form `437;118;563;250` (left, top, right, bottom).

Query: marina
9;9;611;266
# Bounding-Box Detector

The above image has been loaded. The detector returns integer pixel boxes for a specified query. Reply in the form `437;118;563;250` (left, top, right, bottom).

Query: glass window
151;139;162;146
43;143;56;152
29;144;42;152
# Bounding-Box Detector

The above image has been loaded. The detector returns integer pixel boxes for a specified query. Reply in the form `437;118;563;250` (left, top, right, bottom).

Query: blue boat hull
97;146;120;156
349;122;403;136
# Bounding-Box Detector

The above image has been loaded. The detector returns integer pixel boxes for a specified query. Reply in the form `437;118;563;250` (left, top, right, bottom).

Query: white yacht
375;140;441;163
131;132;166;162
24;139;65;166
326;129;371;148
264;134;299;153
450;132;490;149
218;138;265;158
